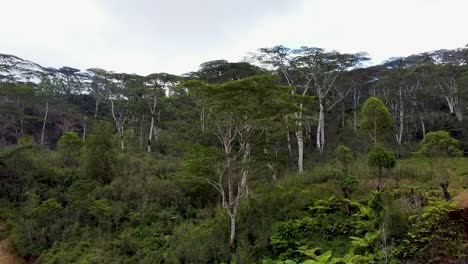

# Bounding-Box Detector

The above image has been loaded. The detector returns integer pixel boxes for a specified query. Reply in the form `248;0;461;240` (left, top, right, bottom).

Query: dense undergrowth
0;132;467;263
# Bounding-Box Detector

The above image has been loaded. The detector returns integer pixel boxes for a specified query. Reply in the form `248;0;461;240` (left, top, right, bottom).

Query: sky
1;0;467;75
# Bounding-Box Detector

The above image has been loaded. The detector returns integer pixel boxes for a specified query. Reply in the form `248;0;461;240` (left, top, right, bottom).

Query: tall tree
186;75;292;249
138;73;179;152
360;97;393;144
38;76;60;147
108;74;136;150
292;47;368;153
254;45;309;172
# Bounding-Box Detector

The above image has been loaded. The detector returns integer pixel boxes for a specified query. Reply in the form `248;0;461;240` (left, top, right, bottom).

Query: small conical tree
360;97;393;143
368;143;396;191
335;144;358;214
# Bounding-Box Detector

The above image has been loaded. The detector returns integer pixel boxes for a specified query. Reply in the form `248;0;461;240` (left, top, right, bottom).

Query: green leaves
367;144;396;169
419;130;462;158
360;97;392;143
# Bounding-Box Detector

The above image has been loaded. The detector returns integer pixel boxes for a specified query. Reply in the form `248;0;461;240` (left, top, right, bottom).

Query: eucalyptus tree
190;60;265;133
38;76;61;147
291;47;368;153
254;45;308;172
107;73;137;150
186;75;292;249
139;73;179;152
376;66;423;146
88;69;110;118
416;48;468;122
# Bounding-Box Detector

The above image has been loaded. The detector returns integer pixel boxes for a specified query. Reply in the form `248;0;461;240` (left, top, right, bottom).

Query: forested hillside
0;45;467;263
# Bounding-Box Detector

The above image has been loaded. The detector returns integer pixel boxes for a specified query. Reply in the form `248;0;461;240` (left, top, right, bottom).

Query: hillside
0;46;468;263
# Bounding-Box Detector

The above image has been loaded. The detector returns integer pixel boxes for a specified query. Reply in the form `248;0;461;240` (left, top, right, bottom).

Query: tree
81;121;116;184
186;75;292;250
37;77;61;147
138;73;178;152
57;132;82;166
368;143;396;191
335;145;357;213
291;47;368;153
254;45;310;172
107;74;136;150
418;131;462;200
360;97;393;143
0;83;35;145
88;68;109;118
190;60;266;84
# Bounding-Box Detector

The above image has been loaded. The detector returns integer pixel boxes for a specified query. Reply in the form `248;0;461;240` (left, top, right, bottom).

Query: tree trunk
229;214;236;250
40;99;49;147
296;130;304;173
420;115;426;138
147;115;155;153
94;99;99;118
440;182;451;200
267;162;278;181
316;101;325;153
377;164;383;191
353;108;357;133
396;89;404;145
341;102;345;128
82;115;87;142
139;116;144;152
343;188;352;214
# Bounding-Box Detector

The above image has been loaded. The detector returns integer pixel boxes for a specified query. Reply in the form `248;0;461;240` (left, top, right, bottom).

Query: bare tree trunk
440;182;451;200
316;101;325;153
420;116;426;138
120;134;124;150
229;214;237;250
139;116;144;152
94;99;99;118
147;115;155;153
296;130;304;173
110;99;128;151
82;115;87;142
40;99;49;147
440;80;463;121
352;85;361;134
200;107;205;132
267;163;278;181
377;165;383;191
286;130;292;163
341;102;345;128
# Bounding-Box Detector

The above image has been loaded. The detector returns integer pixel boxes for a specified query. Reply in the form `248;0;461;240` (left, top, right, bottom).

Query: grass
270;158;468;203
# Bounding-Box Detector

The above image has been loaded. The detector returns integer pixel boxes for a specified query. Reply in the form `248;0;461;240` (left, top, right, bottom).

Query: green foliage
360;97;392;143
394;201;465;263
368;144;396;169
335;145;353;168
58;131;82;166
3;48;468;264
81;121;116;184
419;130;462;158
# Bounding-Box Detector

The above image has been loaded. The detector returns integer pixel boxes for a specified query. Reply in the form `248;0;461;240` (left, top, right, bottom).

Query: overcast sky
1;0;467;75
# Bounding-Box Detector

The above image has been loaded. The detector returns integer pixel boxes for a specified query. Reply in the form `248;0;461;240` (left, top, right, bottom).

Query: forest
0;45;468;263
